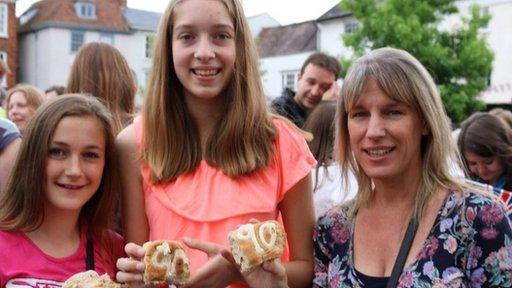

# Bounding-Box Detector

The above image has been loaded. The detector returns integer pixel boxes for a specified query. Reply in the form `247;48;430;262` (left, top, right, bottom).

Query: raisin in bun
62;270;120;288
143;240;191;285
228;220;287;272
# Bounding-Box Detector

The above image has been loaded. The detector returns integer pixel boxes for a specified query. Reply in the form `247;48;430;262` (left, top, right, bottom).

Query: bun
228;220;286;272
143;240;191;285
62;270;120;288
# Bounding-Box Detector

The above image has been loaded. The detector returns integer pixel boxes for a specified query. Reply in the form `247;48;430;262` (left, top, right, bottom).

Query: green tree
340;0;493;122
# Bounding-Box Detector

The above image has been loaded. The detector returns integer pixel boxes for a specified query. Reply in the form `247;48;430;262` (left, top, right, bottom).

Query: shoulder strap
86;232;95;270
386;217;418;288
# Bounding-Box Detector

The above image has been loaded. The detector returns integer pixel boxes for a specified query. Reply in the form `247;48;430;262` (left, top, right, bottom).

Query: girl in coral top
115;0;316;287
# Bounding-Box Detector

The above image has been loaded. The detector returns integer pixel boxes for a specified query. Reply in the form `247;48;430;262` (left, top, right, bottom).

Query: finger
248;218;260;224
220;249;238;268
183;237;221;257
116;270;144;284
124;242;146;259
117;257;145;273
262;258;286;275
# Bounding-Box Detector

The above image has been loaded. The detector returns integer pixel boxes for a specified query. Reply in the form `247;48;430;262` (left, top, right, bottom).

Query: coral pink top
134;116;315;283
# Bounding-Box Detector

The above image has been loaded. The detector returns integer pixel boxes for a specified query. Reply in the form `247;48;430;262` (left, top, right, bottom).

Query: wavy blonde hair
337;47;464;219
142;0;276;183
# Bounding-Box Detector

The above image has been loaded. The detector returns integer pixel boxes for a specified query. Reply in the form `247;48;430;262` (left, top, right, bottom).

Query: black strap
86;233;95;270
386;218;419;288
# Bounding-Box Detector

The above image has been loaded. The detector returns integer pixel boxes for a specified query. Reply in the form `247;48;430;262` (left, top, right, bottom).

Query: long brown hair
0;94;121;267
67;42;136;134
303;101;336;191
142;0;277;183
337;47;464;219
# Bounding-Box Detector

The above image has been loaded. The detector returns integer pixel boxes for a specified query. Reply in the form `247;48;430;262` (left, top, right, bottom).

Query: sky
16;0;341;25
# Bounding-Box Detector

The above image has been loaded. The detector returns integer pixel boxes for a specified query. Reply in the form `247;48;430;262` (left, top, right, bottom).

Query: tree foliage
340;0;494;122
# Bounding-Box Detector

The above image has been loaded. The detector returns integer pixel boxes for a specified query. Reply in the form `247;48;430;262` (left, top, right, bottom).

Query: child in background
115;0;316;287
0;95;123;286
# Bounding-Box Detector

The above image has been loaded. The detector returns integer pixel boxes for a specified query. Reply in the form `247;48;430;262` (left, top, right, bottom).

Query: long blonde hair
337;47;464;219
142;0;277;183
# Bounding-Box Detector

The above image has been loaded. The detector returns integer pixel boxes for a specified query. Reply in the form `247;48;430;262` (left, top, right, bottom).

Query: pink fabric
0;229;123;287
134;116;316;277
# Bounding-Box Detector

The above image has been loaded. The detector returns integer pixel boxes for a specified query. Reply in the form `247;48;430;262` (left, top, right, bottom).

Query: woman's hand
221;249;289;288
116;242;146;285
182;238;242;288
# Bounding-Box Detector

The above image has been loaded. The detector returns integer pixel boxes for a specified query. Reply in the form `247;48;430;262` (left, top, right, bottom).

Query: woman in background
6;84;45;135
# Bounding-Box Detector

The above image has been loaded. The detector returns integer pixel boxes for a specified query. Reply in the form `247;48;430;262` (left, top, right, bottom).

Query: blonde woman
6;84;45;134
313;48;512;287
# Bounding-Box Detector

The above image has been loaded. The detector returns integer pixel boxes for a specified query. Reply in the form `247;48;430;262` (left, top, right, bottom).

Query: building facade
0;0;16;88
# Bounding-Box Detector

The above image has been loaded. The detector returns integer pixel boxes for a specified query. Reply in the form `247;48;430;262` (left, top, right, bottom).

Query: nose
476;164;488;177
194;36;215;61
311;85;322;97
366;115;386;139
65;155;83;178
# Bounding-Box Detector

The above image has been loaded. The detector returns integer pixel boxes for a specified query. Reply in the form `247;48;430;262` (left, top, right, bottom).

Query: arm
280;173;315;288
116;124;148;244
0;137;20;191
115;125;149;284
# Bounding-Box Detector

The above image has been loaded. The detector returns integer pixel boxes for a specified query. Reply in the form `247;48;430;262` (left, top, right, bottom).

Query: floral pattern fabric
313;190;512;287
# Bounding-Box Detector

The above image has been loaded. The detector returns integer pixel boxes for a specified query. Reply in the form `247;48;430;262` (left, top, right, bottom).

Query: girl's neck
185;93;225;141
26;206;81;258
370;168;423;209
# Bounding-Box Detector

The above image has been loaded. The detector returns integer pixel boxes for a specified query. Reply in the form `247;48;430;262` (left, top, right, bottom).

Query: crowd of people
0;0;511;287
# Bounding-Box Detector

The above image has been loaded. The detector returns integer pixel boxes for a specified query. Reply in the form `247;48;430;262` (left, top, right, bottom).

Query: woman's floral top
313;190;512;287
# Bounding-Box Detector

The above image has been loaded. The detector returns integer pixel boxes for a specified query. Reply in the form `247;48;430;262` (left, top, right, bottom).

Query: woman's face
464;151;505;185
8;91;33;134
347;78;426;183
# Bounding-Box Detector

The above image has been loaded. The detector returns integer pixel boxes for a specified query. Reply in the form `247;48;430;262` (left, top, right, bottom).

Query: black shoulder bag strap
86;232;95;270
386;217;419;288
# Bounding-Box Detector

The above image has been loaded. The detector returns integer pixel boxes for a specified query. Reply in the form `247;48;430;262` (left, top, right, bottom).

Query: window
71;31;85;52
74;2;96;19
20;8;38;25
0;4;8;38
281;71;299;91
344;22;360;34
99;33;114;45
145;34;155;58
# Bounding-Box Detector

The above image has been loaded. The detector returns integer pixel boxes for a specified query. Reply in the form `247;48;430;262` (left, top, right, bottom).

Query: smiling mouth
192;69;220;77
364;148;394;157
57;183;85;190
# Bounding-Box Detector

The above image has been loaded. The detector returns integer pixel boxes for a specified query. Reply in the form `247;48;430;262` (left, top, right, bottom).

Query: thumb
183;237;221;257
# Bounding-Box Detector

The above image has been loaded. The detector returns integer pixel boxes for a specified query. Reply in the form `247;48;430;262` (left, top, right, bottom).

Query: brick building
0;0;16;88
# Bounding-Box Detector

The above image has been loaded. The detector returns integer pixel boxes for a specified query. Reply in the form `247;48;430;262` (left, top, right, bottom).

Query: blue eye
215;33;232;40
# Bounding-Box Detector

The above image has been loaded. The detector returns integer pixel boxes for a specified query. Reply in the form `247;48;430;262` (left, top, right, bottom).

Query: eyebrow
50;141;103;150
174;24;235;31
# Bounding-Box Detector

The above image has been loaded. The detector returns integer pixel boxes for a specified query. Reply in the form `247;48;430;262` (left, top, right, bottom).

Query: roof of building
257;21;317;57
18;0;130;34
123;7;161;31
317;3;352;22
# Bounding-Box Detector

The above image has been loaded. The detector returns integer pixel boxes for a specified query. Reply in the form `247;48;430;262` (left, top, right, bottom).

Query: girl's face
172;0;236;103
8;91;33;133
464;151;505;185
45;116;106;214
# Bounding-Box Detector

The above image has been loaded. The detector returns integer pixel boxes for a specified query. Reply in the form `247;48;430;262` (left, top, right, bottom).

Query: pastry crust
228;220;287;272
143;240;191;285
62;270;120;288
